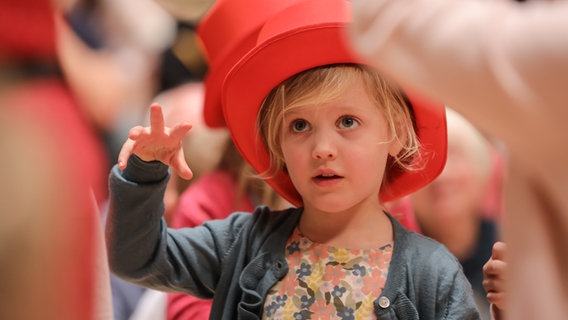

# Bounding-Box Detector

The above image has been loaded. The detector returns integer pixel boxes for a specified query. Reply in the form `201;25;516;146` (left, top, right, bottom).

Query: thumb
172;150;193;180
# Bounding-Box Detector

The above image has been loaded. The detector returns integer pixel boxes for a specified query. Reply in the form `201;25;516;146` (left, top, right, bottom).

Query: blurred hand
118;103;193;179
482;241;507;312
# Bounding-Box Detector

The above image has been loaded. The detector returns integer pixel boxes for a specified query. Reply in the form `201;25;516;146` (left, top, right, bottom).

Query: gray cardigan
106;156;480;319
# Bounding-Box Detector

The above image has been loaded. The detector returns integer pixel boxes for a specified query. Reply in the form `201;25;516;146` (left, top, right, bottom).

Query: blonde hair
218;138;289;210
257;63;422;187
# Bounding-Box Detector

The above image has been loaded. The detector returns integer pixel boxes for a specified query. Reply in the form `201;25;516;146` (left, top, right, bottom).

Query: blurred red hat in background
0;0;57;62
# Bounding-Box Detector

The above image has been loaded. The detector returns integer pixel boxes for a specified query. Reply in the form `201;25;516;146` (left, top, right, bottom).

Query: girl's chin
304;200;354;214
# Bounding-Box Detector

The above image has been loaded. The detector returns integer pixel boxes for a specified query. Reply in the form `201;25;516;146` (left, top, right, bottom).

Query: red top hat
197;0;307;128
222;0;447;206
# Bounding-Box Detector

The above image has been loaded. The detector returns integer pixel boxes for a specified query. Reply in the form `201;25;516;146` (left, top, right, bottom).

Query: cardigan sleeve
105;156;248;299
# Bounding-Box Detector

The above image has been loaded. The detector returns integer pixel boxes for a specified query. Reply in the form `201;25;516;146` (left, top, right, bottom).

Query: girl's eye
338;116;359;129
291;119;310;132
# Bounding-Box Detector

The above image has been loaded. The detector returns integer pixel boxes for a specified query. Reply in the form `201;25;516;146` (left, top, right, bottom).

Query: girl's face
280;78;401;214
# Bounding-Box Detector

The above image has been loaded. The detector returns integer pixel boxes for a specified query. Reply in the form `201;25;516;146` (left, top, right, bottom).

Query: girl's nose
311;131;337;160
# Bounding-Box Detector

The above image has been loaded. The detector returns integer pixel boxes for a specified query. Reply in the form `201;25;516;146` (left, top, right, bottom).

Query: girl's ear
388;138;404;157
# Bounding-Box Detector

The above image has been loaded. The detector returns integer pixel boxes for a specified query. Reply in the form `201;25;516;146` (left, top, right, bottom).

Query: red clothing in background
167;169;254;320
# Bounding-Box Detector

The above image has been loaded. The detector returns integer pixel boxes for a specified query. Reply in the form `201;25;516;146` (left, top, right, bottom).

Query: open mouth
313;173;343;183
317;173;340;179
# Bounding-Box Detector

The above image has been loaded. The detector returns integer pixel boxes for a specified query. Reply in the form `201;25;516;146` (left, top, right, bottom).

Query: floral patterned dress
263;228;393;320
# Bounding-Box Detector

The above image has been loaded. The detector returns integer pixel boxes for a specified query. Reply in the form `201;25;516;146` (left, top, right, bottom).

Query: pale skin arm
482;241;507;320
118;103;193;180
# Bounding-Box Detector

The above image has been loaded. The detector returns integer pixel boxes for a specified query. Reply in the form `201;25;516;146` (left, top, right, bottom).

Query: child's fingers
483;256;507;308
149;103;165;133
483;258;507;277
486;291;506;310
128;126;146;140
117;139;135;169
483;276;506;293
492;241;507;261
172;150;193;180
483;241;508;278
170;123;193;180
170;122;192;141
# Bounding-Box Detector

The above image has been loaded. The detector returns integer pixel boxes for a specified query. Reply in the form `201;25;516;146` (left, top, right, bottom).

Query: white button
378;296;390;308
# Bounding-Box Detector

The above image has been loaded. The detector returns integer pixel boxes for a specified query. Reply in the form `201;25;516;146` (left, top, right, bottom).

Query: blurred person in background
0;99;96;320
409;107;505;319
0;0;111;318
0;0;112;206
56;0;178;166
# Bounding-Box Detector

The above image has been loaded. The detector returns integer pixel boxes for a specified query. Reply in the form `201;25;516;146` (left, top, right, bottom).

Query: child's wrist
122;155;169;183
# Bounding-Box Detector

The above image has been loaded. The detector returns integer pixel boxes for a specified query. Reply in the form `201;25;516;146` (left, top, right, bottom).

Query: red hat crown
197;0;306;127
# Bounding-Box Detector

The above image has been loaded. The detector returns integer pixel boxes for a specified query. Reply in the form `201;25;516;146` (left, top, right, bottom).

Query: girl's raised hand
117;103;193;180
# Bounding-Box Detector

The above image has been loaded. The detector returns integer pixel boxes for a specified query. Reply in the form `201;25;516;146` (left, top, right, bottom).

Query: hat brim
223;0;447;206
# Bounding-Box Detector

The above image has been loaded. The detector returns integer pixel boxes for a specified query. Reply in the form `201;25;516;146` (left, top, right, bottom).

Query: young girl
106;0;480;319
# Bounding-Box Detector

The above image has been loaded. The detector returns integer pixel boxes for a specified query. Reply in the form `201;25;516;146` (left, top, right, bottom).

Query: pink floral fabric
263;228;393;319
